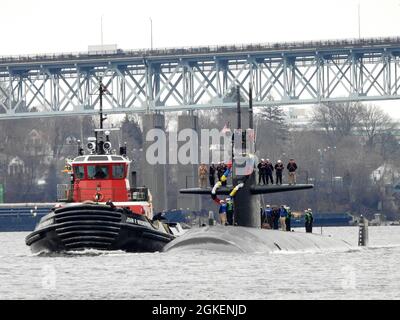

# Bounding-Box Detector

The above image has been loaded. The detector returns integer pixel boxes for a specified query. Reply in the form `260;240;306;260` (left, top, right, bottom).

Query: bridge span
1;37;400;120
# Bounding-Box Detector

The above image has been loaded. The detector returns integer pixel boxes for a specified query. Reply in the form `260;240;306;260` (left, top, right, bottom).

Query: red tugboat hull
25;204;175;253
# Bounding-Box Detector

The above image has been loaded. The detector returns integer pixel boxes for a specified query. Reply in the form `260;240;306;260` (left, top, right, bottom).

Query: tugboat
26;81;181;254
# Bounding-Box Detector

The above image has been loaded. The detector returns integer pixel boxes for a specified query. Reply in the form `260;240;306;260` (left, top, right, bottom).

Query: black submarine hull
26;204;175;254
163;226;352;254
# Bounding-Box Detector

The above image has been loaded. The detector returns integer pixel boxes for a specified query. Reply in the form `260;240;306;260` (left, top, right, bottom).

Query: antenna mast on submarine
236;85;241;129
249;83;254;129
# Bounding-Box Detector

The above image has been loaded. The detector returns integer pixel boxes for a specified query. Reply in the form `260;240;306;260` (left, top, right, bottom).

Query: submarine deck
163;225;353;254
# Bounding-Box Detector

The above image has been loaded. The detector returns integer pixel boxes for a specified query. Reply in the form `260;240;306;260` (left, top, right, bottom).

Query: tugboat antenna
99;78;105;130
94;78;109;154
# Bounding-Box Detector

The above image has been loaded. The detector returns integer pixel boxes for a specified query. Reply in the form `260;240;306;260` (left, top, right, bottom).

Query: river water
1;226;400;300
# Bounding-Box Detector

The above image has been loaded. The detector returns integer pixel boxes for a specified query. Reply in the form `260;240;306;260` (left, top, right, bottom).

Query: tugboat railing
56;184;149;203
57;184;72;202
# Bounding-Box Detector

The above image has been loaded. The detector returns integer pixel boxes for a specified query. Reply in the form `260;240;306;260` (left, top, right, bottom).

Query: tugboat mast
95;78;108;154
99;78;106;130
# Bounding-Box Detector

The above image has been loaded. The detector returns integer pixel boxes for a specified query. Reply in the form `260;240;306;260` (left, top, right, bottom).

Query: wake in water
365;243;400;250
32;249;151;258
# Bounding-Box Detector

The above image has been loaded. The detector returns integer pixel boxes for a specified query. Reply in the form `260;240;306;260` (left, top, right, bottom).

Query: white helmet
278;160;282;164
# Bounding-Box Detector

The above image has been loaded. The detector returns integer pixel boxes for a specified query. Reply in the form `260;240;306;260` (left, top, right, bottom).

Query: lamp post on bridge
149;17;153;50
358;3;361;39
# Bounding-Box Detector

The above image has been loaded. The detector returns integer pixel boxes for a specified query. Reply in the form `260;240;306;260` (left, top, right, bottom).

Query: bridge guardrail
1;36;400;65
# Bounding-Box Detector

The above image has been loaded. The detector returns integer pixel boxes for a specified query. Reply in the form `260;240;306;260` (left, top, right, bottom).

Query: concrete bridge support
177;114;200;212
142;113;168;213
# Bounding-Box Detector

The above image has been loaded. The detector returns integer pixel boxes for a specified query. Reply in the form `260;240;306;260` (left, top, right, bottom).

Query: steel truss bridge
1;37;400;119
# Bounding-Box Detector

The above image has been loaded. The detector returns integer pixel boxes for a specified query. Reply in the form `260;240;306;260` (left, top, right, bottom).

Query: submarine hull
26;204;175;254
163;225;352;254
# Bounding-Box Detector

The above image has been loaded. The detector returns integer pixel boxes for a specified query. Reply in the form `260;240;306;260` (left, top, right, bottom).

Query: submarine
164;86;353;254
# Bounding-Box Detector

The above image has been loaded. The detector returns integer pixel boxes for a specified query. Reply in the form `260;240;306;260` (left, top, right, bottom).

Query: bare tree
380;132;400;162
359;104;395;148
313;102;362;142
258;103;288;140
255;95;289;159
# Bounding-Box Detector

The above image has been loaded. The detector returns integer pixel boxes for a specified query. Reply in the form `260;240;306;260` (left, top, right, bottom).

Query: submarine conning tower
232;168;260;228
180;85;313;228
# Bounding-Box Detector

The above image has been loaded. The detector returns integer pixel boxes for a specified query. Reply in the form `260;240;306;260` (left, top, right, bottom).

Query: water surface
1;226;399;299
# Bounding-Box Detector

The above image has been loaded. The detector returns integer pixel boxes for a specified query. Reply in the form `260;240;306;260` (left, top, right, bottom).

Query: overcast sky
1;0;400;118
2;0;400;55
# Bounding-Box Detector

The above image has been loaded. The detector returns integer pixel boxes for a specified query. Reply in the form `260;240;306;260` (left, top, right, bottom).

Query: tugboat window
88;165;109;179
74;166;85;179
112;165;125;179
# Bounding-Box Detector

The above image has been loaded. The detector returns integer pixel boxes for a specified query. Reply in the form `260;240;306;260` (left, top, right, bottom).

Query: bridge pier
142;113;168;213
177;113;201;212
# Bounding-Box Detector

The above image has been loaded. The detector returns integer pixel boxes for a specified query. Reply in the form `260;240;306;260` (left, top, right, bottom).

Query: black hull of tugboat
25;204;175;254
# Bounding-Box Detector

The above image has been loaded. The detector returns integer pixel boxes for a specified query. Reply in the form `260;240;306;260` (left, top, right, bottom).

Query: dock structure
0;203;54;231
